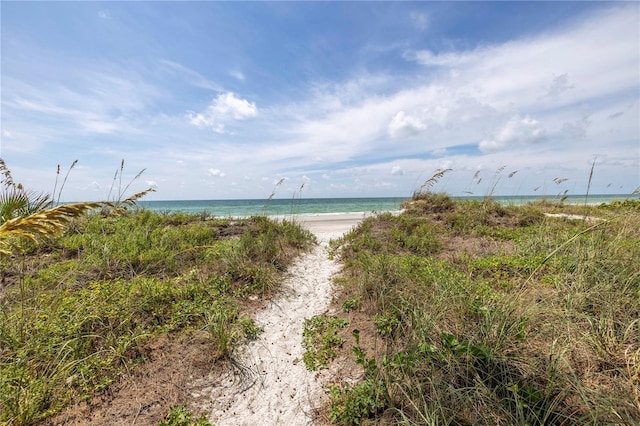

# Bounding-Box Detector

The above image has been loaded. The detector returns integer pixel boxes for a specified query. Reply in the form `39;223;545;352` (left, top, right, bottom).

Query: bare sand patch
544;213;605;222
293;213;369;236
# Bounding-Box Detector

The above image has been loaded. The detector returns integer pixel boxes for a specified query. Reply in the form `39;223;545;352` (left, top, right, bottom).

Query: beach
291;212;371;239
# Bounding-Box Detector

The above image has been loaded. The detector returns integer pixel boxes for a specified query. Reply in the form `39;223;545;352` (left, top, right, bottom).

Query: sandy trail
192;214;365;426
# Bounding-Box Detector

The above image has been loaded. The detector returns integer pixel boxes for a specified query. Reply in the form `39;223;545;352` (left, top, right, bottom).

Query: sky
1;1;639;201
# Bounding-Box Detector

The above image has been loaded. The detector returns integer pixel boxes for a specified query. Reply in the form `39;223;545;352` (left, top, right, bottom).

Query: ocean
137;194;633;218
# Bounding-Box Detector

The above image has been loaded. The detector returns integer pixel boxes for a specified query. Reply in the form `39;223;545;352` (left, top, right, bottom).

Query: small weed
302;314;348;371
329;379;387;426
342;295;361;312
159;405;212;426
373;312;401;337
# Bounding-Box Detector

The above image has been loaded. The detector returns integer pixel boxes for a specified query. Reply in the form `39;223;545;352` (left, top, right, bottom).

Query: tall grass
322;193;639;425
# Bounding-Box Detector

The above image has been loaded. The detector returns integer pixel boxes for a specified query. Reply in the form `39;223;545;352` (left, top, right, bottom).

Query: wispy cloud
230;70;245;81
159;59;224;92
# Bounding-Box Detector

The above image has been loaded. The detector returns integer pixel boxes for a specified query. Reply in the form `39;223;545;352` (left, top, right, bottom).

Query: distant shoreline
132;194;635;218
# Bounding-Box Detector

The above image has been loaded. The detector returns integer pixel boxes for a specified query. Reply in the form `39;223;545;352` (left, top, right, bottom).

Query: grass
319;194;640;425
0;210;315;425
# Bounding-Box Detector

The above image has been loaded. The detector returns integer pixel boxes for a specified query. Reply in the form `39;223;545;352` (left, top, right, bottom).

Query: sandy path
192;214;364;426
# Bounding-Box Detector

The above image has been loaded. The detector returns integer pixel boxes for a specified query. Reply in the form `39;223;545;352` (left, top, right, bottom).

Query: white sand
192;213;364;425
544;213;605;222
283;212;372;235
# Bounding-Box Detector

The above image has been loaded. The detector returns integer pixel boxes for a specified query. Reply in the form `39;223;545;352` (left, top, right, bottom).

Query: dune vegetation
0;162;315;425
309;188;640;425
2;158;639;425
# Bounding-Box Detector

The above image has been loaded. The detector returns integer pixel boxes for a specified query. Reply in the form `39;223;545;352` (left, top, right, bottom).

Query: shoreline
133;194;635;218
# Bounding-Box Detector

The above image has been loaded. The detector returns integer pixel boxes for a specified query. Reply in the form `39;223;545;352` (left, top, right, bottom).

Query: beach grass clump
326;199;640;425
0;210;315;425
402;192;455;215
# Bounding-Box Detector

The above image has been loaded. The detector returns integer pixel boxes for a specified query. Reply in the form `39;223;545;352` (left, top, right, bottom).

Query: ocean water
137;197;407;217
137;194;632;218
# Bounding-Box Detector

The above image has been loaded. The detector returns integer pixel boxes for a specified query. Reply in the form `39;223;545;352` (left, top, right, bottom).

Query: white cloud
410;11;429;31
391;166;404;175
145;180;158;189
480;116;546;152
98;10;111;20
212;92;257;119
208;168;226;177
406;7;639;114
388;111;426;139
188;92;257;132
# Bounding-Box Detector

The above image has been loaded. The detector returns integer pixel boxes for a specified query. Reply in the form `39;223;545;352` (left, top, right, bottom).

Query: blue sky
1;1;638;201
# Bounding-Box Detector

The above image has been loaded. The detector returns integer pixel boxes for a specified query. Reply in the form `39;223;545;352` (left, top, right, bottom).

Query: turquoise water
137;197;407;217
137;194;632;217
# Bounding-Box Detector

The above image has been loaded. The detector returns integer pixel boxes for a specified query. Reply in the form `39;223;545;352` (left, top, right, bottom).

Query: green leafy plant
302;314;348;370
159;405;212;426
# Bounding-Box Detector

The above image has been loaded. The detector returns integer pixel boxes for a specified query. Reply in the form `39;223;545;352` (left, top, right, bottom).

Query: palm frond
0;188;52;225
